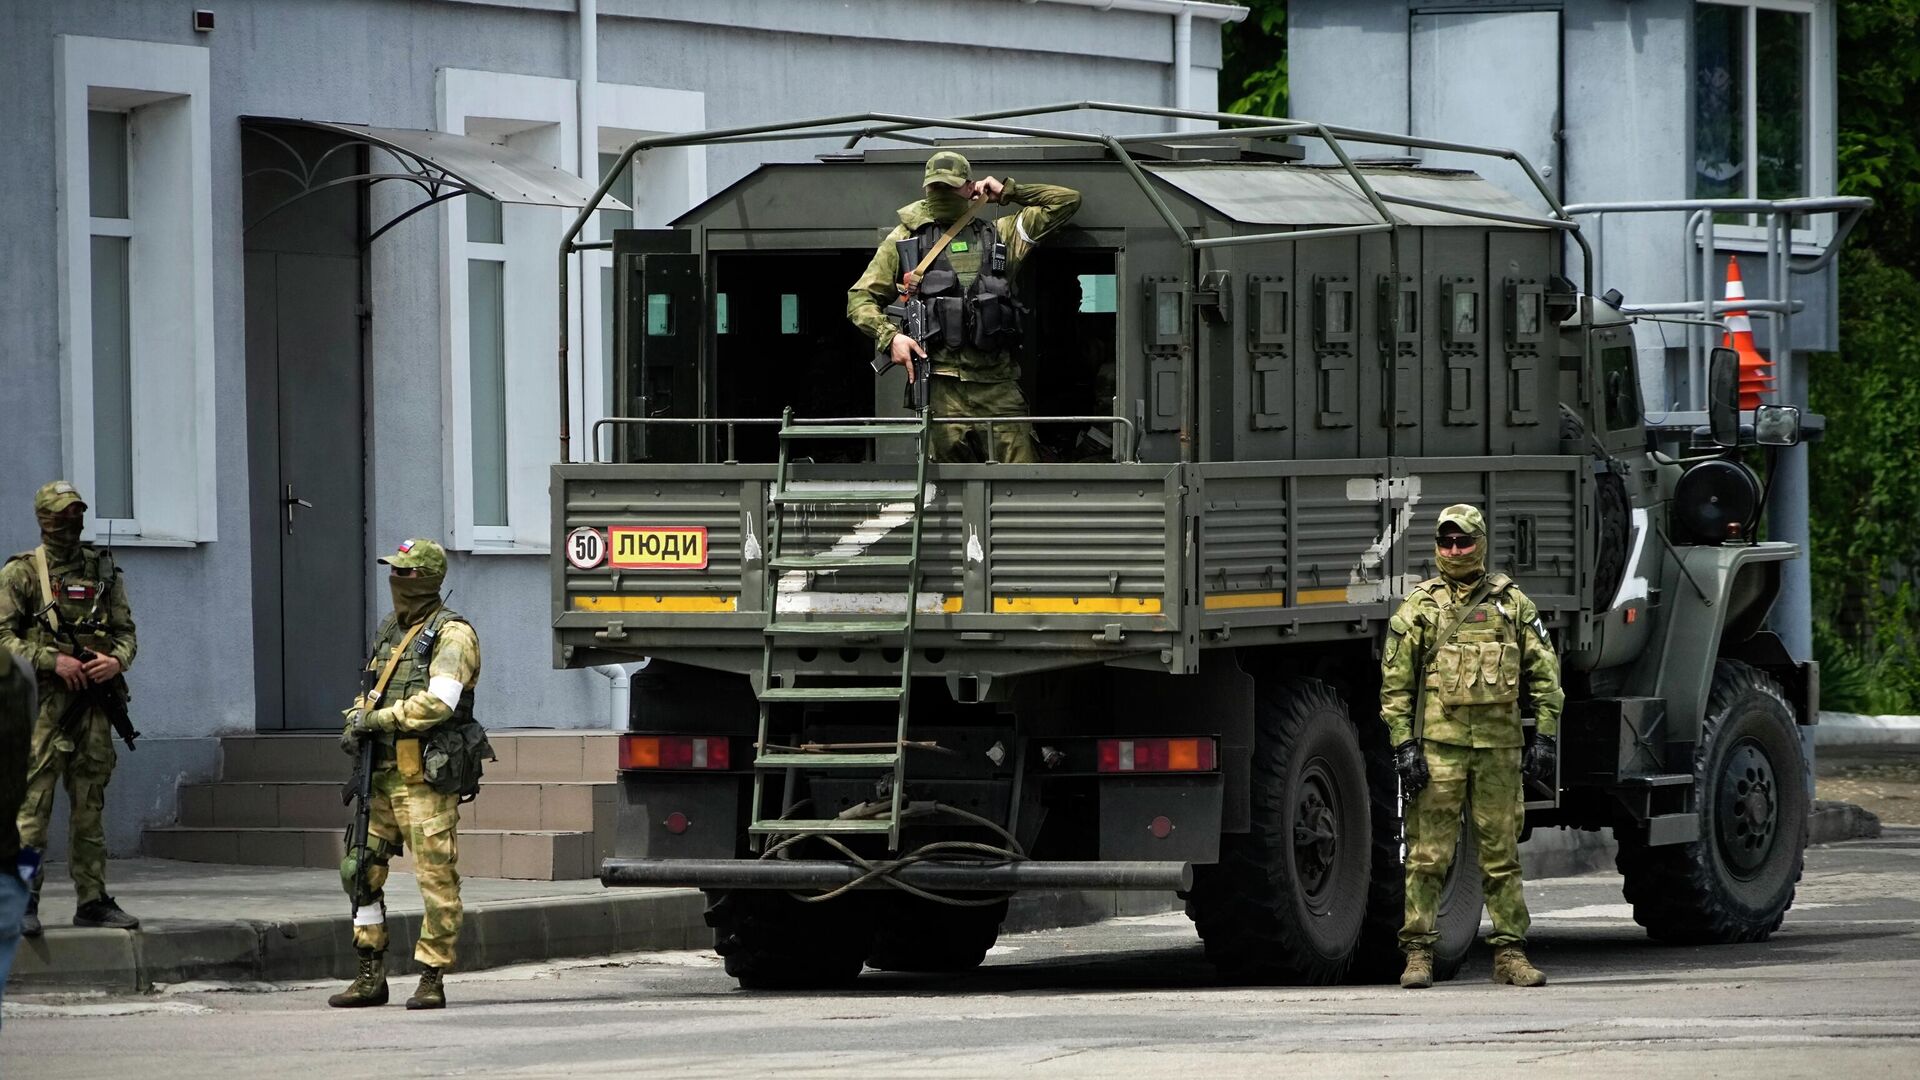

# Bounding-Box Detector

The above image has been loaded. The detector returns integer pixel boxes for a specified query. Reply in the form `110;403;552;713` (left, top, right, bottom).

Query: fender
1627;541;1795;745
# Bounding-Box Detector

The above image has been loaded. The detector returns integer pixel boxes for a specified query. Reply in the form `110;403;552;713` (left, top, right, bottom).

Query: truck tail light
619;734;731;771
1096;738;1216;773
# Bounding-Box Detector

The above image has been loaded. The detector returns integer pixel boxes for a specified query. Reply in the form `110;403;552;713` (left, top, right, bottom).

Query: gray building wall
1288;0;1840;359
0;0;1232;855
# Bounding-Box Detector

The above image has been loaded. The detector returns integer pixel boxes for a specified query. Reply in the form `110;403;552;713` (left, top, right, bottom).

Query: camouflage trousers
929;376;1038;463
1400;741;1530;950
15;699;116;904
349;767;463;969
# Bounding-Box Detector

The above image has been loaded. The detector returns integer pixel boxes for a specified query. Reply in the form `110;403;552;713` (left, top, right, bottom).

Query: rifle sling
32;546;59;634
900;195;988;298
367;621;429;708
1411;575;1499;743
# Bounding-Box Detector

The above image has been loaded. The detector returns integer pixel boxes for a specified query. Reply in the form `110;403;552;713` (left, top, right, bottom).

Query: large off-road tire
1350;703;1482;984
865;895;1008;973
1616;660;1808;944
706;890;874;989
1184;679;1372;984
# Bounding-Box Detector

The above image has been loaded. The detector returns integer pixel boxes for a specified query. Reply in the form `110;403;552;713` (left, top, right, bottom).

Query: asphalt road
7;831;1919;1079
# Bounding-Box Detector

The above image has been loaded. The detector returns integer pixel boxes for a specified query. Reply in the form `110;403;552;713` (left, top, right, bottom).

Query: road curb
1816;713;1920;747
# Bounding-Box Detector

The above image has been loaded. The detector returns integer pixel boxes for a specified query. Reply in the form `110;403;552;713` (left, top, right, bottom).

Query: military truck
551;104;1851;988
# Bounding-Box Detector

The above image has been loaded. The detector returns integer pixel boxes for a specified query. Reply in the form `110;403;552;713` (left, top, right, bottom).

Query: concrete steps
140;731;619;880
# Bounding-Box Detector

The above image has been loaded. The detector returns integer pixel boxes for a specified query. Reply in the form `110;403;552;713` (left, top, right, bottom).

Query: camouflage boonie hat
1436;504;1486;537
378;537;447;576
34;480;86;514
923;151;971;189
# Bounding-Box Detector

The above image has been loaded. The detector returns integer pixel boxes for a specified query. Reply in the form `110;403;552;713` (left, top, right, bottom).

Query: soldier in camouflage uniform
0;481;139;935
1380;504;1563;989
329;538;481;1010
847;151;1081;463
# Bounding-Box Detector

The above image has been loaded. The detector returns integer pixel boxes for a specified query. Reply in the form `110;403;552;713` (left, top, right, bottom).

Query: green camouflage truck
551;104;1862;988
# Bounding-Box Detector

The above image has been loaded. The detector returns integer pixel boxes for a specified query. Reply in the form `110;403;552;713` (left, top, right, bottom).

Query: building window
466;198;509;530
1694;1;1831;234
58;37;217;544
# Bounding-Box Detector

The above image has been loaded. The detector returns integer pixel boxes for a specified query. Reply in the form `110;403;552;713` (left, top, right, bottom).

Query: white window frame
55;36;216;545
439;69;577;554
1693;0;1836;249
578;82;707;465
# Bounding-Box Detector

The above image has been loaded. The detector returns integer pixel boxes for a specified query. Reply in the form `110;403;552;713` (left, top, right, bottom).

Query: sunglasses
1436;535;1478;552
390;567;424;578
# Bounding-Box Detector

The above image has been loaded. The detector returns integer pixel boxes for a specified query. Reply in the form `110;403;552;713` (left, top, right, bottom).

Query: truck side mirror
1754;404;1802;446
1708;346;1740;447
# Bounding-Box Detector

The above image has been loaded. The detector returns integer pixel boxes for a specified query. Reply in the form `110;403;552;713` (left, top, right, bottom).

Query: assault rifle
875;298;933;411
35;602;139;752
342;663;379;918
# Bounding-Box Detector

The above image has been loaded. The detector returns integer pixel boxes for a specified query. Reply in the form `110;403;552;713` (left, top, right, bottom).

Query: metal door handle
285;484;314;534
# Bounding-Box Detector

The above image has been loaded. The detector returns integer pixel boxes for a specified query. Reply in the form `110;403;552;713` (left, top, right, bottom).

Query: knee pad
339;836;396;900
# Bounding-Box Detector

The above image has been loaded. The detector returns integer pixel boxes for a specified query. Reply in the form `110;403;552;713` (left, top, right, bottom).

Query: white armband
428;676;465;712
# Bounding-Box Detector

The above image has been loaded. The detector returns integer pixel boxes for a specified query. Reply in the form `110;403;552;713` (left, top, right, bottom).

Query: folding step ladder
749;404;932;850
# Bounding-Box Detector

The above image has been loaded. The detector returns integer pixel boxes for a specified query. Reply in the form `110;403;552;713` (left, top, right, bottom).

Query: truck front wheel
1616;659;1808;943
1184;678;1372;983
706;890;873;989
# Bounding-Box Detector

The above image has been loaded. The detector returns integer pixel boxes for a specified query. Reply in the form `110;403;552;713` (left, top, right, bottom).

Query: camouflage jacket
353;604;481;736
1379;572;1563;749
0;545;137;688
846;181;1081;382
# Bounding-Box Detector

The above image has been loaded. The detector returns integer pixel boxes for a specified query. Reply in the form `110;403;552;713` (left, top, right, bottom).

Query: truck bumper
600;857;1193;892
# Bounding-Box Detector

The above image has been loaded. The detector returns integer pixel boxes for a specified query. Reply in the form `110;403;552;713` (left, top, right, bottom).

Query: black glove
340;709;369;756
1393;740;1430;799
1524;732;1557;787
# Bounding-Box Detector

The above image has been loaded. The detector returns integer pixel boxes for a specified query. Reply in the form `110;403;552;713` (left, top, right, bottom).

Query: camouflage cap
923;151;971;189
378;537;447;575
1436;504;1487;537
34;480;86;514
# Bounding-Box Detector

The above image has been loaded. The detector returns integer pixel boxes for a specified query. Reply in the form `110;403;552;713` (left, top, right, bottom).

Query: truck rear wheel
1184;678;1371;984
706;890;873;989
1616;660;1807;944
1350;699;1481;984
865;896;1008;973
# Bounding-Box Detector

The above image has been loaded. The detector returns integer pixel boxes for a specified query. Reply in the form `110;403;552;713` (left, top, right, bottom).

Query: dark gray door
1410;10;1562;201
255;252;366;729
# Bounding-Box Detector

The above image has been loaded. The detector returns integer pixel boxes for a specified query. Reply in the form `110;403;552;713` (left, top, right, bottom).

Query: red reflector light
1095;738;1216;773
619;734;731;771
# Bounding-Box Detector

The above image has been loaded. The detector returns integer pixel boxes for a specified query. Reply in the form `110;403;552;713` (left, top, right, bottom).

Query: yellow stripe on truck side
572;595;738;612
1296;587;1351;605
1203;590;1288;611
992;596;1162;615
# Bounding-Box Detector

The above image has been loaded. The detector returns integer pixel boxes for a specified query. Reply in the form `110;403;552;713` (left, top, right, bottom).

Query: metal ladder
749;405;932;851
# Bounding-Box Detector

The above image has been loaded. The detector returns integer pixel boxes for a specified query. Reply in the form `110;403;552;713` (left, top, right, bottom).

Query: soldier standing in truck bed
1380;503;1564;989
847;151;1080;463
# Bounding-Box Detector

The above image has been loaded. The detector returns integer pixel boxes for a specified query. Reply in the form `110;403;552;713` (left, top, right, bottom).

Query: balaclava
378;538;449;626
33;481;87;564
1434;503;1488;585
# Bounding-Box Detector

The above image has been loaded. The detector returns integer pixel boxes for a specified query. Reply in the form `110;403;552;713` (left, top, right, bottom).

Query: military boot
72;895;140;930
406;966;445;1010
1399;948;1434;989
327;949;390;1008
1492;946;1547;987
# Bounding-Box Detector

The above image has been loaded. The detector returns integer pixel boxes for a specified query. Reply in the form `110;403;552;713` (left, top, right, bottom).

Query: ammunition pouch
422;718;495;802
896;220;1022;352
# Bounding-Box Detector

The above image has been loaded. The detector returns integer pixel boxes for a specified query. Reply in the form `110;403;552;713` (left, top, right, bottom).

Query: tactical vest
896;218;1022;351
1421;577;1523;709
8;546;121;666
367;606;477;725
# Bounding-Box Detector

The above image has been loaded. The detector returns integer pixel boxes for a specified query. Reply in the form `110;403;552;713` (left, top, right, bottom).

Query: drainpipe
592;661;644;730
576;0;598;453
1173;8;1193;131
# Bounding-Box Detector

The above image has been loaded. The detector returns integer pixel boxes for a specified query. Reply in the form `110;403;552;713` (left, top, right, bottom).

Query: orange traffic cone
1721;256;1775;409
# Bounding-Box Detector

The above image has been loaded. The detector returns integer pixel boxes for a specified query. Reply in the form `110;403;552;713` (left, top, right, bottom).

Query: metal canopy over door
1409;9;1563;202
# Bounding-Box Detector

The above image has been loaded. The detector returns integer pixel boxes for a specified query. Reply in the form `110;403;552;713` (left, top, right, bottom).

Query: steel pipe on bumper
600;858;1194;892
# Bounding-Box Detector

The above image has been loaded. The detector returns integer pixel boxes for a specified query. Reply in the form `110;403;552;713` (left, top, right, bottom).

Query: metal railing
1562;196;1871;418
558;101;1590;464
590;415;1140;465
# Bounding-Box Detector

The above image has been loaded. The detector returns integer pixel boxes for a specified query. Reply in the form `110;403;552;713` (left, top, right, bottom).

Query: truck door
612;229;702;462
